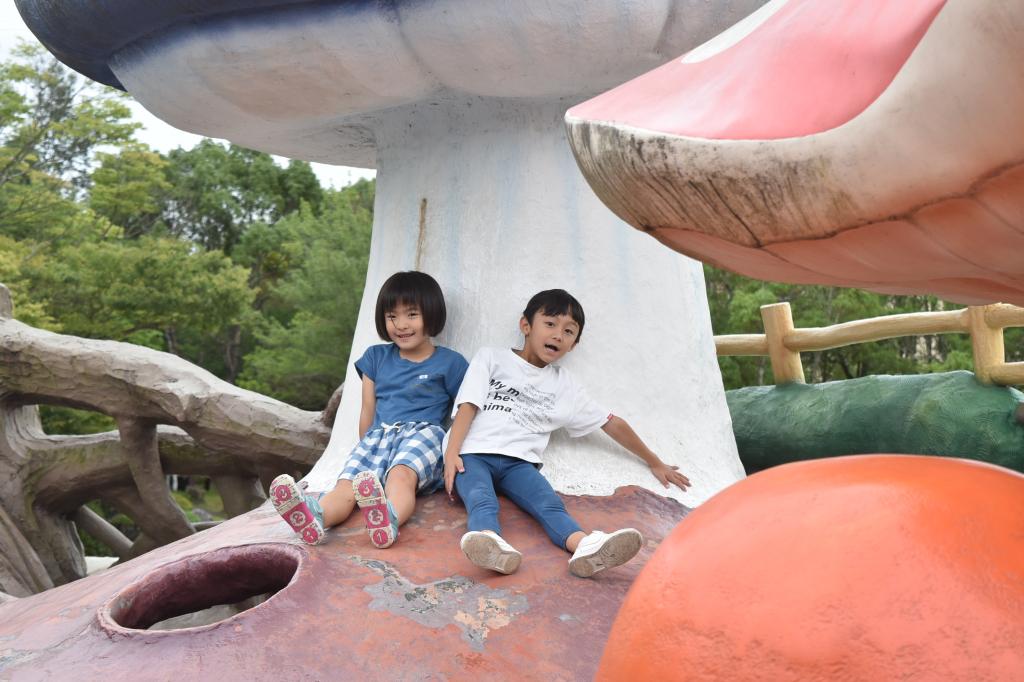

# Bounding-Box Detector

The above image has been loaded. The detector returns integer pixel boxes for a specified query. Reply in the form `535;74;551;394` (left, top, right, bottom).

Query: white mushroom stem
307;97;744;504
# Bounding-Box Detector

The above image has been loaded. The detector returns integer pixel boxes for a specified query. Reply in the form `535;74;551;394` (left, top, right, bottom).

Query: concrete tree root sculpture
0;286;330;596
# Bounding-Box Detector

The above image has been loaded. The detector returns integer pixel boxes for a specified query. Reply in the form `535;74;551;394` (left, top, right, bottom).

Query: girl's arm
601;415;691;491
443;403;479;499
358;375;376;439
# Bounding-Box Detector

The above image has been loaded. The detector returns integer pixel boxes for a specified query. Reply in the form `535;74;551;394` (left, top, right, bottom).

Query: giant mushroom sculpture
16;0;768;503
567;0;1024;306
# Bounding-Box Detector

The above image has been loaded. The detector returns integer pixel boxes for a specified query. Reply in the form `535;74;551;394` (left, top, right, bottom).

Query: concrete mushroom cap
15;0;767;165
13;0;315;89
565;0;1024;306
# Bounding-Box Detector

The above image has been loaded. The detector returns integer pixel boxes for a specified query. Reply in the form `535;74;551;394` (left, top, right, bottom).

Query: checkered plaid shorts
339;421;446;494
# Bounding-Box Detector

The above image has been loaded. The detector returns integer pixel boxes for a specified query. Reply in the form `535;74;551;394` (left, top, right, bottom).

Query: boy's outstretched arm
601;415;691;491
444;403;479;500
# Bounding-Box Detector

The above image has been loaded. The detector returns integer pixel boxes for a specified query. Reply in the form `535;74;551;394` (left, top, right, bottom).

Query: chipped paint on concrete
356;557;529;650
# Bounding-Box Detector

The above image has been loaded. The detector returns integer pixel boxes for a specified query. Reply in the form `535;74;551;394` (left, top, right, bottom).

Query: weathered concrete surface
0;316;329;464
0;486;687;681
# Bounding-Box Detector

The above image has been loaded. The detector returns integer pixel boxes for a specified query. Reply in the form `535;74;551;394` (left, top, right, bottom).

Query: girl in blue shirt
271;271;468;548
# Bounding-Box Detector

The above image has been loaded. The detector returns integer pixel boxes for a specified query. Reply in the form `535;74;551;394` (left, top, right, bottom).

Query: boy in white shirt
443;289;691;577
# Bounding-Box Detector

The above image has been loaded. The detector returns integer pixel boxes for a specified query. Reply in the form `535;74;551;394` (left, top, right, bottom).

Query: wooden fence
714;302;1024;386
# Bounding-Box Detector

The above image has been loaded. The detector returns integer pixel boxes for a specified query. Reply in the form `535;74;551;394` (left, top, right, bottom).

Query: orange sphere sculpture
598;455;1024;681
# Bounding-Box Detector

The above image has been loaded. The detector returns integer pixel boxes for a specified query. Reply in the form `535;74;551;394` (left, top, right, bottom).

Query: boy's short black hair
375;271;447;340
522;289;586;344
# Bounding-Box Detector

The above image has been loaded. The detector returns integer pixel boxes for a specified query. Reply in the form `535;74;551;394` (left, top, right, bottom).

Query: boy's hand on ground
651;462;691;491
444;454;464;500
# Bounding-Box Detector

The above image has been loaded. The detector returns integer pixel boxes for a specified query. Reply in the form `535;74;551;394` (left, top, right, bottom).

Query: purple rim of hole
97;543;306;635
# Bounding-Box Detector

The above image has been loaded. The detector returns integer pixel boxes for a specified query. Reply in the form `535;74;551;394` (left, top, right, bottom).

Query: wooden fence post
968;304;1005;384
761;302;805;384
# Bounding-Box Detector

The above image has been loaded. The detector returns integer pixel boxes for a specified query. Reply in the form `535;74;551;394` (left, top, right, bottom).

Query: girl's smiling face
386;302;432;357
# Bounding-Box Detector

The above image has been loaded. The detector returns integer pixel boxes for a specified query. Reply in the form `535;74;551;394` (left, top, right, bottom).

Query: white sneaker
568;529;643;578
460;530;522;575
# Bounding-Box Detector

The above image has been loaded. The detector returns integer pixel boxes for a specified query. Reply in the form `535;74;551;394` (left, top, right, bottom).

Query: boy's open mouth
544;344;559;352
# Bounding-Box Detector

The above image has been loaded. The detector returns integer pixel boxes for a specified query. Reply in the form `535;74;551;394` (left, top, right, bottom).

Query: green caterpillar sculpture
727;371;1024;474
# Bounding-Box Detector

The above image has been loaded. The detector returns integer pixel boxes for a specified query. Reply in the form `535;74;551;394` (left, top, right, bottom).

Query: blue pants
454;453;582;550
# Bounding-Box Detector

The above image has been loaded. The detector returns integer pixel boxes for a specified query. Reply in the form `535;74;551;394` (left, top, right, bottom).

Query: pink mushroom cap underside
568;0;947;140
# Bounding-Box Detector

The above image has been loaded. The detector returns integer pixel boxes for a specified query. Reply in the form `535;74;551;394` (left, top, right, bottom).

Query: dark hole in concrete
148;592;272;630
104;544;299;631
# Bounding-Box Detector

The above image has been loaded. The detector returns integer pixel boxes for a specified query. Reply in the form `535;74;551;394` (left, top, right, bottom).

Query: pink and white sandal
270;474;325;545
352;470;399;548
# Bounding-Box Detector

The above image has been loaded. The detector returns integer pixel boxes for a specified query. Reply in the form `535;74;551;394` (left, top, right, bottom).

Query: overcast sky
0;3;376;189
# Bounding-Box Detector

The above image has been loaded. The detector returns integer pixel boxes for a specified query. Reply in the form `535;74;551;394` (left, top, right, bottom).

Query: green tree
28;237;253;355
279;160;324;216
161;141;323;254
0;43;138;239
0;234;58;329
705;264;973;389
90;146;171;238
0;41;141;327
238;182;373;408
0;43;379;412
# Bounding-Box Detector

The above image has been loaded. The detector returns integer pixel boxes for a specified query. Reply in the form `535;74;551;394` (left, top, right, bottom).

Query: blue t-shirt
354;344;468;427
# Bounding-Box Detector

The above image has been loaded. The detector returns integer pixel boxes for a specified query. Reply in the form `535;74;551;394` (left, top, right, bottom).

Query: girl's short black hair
522;289;586;344
375;271;447;340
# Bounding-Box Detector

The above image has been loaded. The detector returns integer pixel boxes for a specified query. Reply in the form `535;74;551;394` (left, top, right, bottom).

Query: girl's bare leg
319;478;357;528
384;464;419;525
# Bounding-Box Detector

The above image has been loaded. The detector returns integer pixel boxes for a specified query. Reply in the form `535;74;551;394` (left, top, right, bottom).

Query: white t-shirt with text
451;347;610;465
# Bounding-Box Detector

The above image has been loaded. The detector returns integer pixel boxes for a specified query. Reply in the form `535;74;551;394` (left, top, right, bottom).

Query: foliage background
3;45;1019;555
0;44;373;437
705;266;1022;390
